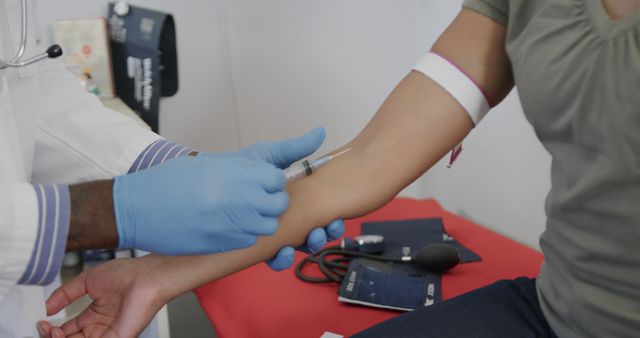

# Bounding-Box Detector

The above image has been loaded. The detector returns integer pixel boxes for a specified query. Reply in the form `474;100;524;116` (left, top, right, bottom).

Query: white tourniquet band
413;52;490;125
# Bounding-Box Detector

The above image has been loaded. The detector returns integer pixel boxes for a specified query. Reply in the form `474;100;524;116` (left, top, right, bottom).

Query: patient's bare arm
152;8;514;301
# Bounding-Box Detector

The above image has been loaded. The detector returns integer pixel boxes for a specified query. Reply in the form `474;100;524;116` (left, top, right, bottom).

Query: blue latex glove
266;219;346;271
206;127;346;270
113;156;288;255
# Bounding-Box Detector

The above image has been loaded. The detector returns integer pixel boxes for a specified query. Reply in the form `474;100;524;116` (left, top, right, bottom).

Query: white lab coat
0;1;161;336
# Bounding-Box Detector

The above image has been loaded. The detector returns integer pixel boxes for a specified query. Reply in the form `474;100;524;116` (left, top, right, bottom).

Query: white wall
224;0;429;196
35;0;551;249
36;0;242;152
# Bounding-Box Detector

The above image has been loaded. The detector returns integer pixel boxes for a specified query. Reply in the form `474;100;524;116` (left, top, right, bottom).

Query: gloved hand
265;219;345;271
203;127;346;270
113;156;288;255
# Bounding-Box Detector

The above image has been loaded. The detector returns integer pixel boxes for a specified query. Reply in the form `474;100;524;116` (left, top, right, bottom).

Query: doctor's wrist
67;179;119;251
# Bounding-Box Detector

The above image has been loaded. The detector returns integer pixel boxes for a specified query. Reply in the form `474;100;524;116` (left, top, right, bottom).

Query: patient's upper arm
429;8;513;107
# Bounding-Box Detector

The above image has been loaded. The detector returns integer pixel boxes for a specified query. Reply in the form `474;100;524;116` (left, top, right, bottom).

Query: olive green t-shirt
461;0;640;337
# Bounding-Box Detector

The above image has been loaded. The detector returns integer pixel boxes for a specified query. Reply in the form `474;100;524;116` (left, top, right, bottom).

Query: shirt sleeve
31;59;163;184
17;185;69;286
0;183;39;298
127;139;194;173
462;0;509;26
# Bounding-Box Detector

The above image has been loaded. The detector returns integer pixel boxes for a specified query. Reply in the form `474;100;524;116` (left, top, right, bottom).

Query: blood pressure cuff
338;218;480;311
108;3;178;131
362;218;481;263
338;258;442;311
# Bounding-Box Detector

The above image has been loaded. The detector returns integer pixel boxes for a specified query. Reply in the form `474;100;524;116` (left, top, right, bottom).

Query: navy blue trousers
352;277;558;338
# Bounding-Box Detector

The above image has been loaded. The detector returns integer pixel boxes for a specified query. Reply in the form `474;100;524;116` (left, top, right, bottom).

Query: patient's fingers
66;332;86;338
101;328;120;338
59;315;82;336
50;327;73;338
46;271;88;316
60;306;110;336
37;321;53;338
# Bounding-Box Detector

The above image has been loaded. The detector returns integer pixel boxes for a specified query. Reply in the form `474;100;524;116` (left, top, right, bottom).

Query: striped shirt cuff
128;139;194;173
18;184;70;286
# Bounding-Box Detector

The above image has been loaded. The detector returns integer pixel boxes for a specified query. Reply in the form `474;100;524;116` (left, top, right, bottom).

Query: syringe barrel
284;160;313;182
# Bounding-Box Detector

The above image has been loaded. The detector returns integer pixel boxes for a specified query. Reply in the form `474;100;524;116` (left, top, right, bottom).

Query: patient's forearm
153;72;474;299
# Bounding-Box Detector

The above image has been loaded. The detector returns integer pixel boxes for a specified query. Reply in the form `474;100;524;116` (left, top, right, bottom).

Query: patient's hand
40;256;172;338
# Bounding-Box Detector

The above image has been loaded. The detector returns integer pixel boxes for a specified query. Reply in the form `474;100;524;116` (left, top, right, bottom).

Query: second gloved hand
113;156;288;255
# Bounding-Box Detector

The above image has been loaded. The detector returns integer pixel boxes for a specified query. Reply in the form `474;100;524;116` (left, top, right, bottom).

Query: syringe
284;148;351;182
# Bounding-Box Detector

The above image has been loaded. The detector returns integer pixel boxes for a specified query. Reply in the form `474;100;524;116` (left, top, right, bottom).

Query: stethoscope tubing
0;0;63;69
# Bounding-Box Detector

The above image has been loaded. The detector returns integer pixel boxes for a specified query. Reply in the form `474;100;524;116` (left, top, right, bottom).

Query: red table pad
196;198;543;338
